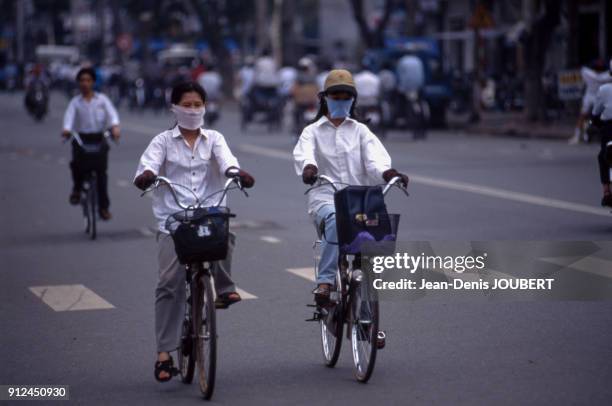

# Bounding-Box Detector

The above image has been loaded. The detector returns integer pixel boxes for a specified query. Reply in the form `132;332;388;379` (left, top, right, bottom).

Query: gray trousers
155;232;236;353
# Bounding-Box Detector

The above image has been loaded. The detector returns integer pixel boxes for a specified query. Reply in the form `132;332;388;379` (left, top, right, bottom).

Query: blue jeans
314;204;338;285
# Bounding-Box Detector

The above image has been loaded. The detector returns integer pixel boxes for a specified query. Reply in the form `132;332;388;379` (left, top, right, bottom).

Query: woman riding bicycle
292;69;409;305
133;81;255;382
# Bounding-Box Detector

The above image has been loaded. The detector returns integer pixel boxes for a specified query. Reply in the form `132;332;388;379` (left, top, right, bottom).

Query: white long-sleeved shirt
63;92;120;133
354;70;381;105
581;67;612;98
135;126;240;232
293;116;392;215
593;83;612;121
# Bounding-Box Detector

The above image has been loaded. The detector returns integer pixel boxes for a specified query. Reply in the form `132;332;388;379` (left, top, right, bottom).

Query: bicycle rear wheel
350;271;379;383
320;268;344;367
194;272;216;400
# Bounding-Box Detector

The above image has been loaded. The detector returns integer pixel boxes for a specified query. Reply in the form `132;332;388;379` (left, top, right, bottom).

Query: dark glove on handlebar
383;168;409;188
134;170;156;191
302;164;318;185
237;169;255;188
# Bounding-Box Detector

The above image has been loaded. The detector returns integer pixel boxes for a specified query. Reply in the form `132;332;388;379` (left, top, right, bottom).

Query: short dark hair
76;67;96;82
170;81;207;105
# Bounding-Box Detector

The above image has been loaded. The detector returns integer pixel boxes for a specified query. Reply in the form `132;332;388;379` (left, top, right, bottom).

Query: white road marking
287;267;315;282
236;287;258;299
29;284;115;311
260;235;281;244
139;226;155;237
117;179;130;188
539;256;612;280
409;174;609;217
239;143;609;218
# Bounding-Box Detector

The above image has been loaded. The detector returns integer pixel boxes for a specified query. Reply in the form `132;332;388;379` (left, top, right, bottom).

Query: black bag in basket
166;207;235;264
333;185;392;253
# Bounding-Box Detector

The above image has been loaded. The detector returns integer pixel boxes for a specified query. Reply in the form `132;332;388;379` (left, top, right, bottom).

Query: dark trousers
598;122;612;185
70;133;110;210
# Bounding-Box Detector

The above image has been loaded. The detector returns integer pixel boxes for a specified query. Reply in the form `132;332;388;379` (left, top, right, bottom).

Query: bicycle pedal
305;311;324;322
376;331;387;349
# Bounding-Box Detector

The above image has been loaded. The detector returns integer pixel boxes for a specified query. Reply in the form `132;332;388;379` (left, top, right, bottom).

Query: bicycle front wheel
178;316;195;383
350;271;379;383
87;181;97;240
193;273;216;400
320;268;344;367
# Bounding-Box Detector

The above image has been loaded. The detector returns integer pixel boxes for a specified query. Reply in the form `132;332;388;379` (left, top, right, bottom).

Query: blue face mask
325;97;354;119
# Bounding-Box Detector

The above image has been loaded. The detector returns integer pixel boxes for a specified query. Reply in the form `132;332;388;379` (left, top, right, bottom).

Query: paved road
2;91;612;405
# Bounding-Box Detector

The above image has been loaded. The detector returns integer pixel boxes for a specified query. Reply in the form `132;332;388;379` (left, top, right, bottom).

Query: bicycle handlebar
142;174;248;210
305;174;409;197
63;130;116;153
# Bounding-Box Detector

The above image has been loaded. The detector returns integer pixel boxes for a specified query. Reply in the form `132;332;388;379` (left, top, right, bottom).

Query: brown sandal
215;292;242;309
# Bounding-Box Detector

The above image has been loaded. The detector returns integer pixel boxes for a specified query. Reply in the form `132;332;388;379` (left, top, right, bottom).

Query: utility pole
16;0;25;64
271;0;283;66
255;0;269;54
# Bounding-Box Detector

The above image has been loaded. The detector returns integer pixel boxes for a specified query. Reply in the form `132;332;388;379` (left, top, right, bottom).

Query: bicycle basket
334;186;401;254
165;206;235;264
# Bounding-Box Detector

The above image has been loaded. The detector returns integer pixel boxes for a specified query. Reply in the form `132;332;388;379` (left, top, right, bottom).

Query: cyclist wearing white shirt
133;82;255;382
293;69;409;304
61;67;120;221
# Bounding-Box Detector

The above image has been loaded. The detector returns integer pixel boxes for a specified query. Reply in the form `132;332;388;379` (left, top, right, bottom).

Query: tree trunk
190;0;234;97
348;0;394;49
522;0;561;122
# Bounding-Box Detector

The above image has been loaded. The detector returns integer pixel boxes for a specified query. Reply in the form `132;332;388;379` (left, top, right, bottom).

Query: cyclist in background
62;67;120;221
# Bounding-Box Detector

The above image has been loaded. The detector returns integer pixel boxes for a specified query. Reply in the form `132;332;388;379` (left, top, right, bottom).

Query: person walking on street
133;81;255;382
570;59;612;145
293;69;408;304
592;60;612;207
62;67;120;221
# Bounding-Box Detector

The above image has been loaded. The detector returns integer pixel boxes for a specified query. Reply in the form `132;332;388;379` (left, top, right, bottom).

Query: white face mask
171;104;206;130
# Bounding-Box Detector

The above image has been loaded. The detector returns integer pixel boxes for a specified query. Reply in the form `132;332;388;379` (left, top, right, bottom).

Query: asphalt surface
1;91;612;405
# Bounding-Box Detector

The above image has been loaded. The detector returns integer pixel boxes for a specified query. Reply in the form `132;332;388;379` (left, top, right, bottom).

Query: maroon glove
134;170;156;191
226;167;255;188
382;168;409;188
302;164;318;185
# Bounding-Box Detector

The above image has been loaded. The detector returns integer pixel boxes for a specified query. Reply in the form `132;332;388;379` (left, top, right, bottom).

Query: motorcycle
24;81;49;121
403;90;429;140
241;86;283;132
356;96;386;138
205;100;221;127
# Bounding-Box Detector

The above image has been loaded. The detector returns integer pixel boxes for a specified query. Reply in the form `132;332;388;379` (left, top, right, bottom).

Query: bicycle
142;169;247;400
65;131;113;240
305;175;407;383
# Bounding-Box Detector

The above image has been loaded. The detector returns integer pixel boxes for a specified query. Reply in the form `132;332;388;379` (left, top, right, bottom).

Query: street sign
557;69;583;101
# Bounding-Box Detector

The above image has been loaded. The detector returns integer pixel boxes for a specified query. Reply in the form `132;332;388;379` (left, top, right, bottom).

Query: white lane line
29;284;115;311
117;179;131;188
236;287;258;299
239;143;609;218
260;235;281;244
287;267;315;282
139;226;155;237
409;174;609;218
237;144;292;160
539;256;612;280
